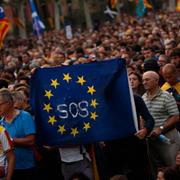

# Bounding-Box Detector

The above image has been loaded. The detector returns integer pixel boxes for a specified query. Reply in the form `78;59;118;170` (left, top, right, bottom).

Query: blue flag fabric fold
30;59;137;146
29;0;45;35
0;6;5;20
136;0;146;18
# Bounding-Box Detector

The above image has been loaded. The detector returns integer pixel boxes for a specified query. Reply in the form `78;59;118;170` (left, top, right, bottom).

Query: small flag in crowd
136;0;152;17
177;0;180;12
143;0;152;9
30;59;138;146
136;0;146;17
0;6;10;49
65;25;73;40
29;0;45;35
104;0;118;19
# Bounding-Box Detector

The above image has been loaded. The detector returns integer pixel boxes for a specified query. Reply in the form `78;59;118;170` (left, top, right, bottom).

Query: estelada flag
0;7;10;49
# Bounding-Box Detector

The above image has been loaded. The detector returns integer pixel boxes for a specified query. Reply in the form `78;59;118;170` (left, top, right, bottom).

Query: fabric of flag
0;7;10;49
177;0;180;12
0;7;5;19
29;0;45;35
136;0;146;17
143;0;152;9
108;0;117;10
30;59;138;146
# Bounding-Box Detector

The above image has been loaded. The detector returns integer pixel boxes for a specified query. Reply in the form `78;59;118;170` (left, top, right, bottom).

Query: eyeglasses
0;101;8;106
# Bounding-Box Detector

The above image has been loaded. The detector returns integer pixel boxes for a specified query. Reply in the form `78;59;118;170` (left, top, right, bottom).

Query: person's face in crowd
3;55;12;65
157;171;165;180
158;56;167;67
0;96;12;117
143;49;153;59
142;73;158;91
170;56;180;68
135;59;144;67
129;73;141;91
165;44;173;56
120;47;126;56
144;39;152;47
22;53;30;64
169;31;175;40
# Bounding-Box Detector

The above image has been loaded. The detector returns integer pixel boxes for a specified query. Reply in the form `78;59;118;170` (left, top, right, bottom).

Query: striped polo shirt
0;125;13;176
142;88;179;129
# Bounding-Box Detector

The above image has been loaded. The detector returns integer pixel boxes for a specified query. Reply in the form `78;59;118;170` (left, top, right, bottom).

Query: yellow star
48;116;57;125
44;90;53;100
51;79;60;88
90;112;98;121
58;125;66;135
43;103;52;113
87;86;96;95
83;122;91;132
76;76;86;85
71;127;79;137
90;99;98;108
63;73;72;83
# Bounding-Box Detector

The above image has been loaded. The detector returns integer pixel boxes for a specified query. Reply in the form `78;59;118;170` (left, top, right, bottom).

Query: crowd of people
0;10;179;180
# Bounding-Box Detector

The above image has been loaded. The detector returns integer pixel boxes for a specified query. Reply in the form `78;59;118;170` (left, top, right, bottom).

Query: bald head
143;71;159;82
162;63;178;85
143;71;159;91
162;63;177;74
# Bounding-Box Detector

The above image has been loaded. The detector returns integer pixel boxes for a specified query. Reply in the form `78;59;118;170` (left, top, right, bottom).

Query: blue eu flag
30;59;138;146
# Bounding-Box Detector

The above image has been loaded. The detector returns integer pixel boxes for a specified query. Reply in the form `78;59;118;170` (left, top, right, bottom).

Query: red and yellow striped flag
0;18;10;49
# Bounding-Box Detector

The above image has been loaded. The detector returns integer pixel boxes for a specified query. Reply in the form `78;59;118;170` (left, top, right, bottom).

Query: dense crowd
0;11;179;180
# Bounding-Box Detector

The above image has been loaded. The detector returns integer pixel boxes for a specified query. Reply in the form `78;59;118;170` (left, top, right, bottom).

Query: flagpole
34;17;42;43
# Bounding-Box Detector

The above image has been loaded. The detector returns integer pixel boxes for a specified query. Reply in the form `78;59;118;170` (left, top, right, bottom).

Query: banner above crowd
30;59;138;146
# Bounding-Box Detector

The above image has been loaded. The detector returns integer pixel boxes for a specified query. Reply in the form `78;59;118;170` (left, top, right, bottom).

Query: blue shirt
1;110;36;169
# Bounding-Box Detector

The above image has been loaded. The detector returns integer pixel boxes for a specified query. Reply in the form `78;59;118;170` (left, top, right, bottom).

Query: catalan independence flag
0;6;10;49
30;59;138;146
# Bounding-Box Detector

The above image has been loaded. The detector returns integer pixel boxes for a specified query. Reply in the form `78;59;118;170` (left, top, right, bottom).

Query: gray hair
0;88;13;102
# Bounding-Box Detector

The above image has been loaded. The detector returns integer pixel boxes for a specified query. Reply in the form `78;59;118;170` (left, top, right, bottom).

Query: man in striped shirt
142;71;180;179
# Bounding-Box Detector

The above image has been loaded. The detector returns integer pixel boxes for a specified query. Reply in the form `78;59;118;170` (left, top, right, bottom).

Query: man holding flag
0;6;10;49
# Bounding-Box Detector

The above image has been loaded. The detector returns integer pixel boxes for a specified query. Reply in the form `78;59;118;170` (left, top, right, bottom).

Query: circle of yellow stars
43;73;99;138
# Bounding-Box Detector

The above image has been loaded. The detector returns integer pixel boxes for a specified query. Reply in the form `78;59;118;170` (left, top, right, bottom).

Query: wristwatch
160;125;164;131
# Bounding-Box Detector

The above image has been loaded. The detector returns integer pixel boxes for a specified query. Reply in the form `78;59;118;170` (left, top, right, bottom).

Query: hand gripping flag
0;6;10;49
30;59;138;146
29;0;45;35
